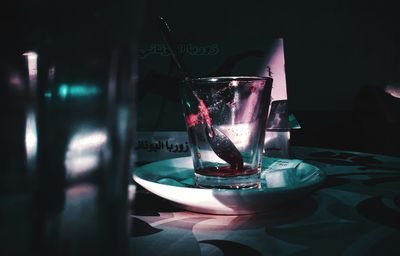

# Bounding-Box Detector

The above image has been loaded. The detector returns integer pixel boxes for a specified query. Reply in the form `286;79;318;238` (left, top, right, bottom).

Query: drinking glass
180;76;272;188
0;1;142;255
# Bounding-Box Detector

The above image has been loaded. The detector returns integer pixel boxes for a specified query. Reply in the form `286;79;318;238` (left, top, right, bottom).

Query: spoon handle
158;16;191;79
157;16;244;170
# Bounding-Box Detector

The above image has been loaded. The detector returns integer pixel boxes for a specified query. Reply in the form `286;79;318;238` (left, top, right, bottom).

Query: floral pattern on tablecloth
129;146;400;256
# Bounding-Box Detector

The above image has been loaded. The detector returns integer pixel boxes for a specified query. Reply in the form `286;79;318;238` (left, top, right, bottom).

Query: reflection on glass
25;111;38;163
44;90;52;99
7;72;24;90
117;107;129;139
65;130;107;178
58;184;99;255
23;51;38;170
218;123;251;149
58;84;101;99
23;52;38;87
65;155;99;176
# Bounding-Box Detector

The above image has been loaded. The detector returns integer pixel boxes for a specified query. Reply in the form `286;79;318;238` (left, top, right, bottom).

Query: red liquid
195;166;258;177
185;99;212;128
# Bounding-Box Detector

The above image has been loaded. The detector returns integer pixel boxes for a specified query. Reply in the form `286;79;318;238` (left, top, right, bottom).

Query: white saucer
133;157;326;215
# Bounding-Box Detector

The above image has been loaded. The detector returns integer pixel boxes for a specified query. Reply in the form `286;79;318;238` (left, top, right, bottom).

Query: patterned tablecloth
129;146;400;256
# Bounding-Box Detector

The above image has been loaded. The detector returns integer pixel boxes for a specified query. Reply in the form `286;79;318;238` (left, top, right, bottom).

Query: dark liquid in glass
196;166;258;177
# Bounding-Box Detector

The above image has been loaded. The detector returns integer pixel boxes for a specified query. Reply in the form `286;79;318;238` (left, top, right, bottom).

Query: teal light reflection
58;83;101;99
44;91;52;99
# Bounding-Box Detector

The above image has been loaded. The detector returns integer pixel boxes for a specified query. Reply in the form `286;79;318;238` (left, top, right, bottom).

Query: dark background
138;0;400;156
2;0;400;156
139;0;400;109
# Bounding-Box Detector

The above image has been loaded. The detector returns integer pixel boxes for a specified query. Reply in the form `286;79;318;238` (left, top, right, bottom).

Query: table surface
129;146;400;256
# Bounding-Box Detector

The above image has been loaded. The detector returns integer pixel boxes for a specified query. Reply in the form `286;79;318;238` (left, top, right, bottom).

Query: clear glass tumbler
180;76;273;188
0;1;142;255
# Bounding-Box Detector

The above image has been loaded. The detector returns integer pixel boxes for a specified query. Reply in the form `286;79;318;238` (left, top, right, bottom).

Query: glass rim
183;76;270;83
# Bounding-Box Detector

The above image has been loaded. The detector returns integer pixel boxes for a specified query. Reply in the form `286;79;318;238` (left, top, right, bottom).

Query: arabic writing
139;43;219;59
135;140;190;153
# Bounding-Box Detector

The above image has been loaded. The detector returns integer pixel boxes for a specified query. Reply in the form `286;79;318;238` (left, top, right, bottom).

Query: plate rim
132;156;326;194
132;156;326;214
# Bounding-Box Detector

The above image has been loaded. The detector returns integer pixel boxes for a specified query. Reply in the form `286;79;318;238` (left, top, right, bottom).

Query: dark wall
3;0;399;155
4;0;399;112
140;0;400;111
138;0;400;156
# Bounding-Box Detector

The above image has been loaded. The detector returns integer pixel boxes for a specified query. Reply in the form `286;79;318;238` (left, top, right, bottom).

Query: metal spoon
158;16;243;170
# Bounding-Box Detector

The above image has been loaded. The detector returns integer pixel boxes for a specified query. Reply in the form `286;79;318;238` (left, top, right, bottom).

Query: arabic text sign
135;131;190;163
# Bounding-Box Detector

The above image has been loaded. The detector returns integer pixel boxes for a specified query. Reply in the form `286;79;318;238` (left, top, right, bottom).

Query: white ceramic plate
133;157;326;215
